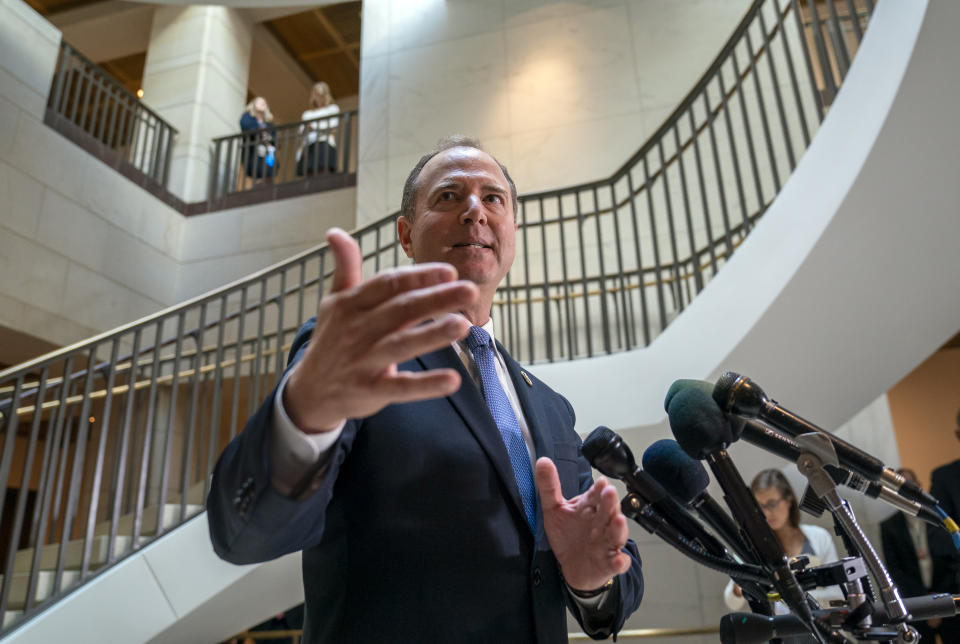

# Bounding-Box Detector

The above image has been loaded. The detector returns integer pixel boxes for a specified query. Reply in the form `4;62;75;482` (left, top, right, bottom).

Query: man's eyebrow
428;180;462;195
427;180;508;197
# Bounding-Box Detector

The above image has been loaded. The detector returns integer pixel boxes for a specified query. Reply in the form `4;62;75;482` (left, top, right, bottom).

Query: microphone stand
793;432;918;643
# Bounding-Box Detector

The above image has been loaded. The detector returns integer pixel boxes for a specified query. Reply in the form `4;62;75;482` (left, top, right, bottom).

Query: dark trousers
297;141;336;175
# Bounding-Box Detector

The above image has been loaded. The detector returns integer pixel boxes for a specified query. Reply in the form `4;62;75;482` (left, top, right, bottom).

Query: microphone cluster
579;372;960;644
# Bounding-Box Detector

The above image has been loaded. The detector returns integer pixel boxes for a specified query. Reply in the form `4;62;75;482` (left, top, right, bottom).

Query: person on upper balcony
240;96;277;183
296;81;340;176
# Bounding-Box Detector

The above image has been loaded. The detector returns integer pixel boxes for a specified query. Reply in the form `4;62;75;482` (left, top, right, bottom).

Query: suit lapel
497;341;554;462
416;346;528;528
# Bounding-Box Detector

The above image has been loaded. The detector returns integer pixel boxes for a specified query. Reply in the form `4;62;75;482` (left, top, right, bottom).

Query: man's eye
439;191;457;201
485;194;504;204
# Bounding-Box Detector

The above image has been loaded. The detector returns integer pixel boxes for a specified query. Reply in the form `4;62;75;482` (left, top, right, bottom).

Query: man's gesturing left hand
535;457;632;593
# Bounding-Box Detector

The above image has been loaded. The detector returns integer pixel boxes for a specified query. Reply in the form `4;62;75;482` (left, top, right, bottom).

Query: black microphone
670;379;943;526
583;426;769;586
666;386;823;640
641;439;758;566
582;426;729;559
713;372;939;510
739;418;943;526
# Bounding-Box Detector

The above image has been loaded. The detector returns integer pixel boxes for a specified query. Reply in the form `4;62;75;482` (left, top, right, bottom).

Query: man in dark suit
929;411;960;642
207;137;644;643
880;469;938;642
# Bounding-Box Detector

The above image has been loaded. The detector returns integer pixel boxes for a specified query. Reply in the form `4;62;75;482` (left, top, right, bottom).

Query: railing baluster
758;7;797;171
156;313;186;538
805;0;838;105
108;328;141;565
538;201;552;362
521;201;533;364
625;170;650;346
844;0;863;43
0;375;24;617
556;196;574;360
824;0;851;79
24;359;72;612
774;0;812;148
744;27;782;192
250;278;268;417
229;287;247;441
204;296;228;502
642;155;668;333
133;320;164;547
672;125;702;293
591;187;611;353
80;339;120;579
181;306;207;521
609;182;632;351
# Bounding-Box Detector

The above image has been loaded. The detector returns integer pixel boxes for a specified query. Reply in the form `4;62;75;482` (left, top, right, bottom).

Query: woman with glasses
723;468;841;615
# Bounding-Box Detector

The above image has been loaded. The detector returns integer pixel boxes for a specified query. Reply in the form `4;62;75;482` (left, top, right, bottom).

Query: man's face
398;147;517;293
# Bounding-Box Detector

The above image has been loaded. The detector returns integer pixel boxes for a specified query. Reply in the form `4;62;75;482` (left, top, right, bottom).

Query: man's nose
459;194;487;225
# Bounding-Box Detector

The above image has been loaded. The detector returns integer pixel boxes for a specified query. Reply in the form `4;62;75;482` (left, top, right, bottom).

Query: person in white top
724;469;842;642
297;81;340;175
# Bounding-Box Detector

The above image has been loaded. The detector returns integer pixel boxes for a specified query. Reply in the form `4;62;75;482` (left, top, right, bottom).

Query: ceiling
27;0;362;106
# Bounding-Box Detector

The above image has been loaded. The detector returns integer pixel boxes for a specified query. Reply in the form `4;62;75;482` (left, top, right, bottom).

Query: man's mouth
453;242;491;249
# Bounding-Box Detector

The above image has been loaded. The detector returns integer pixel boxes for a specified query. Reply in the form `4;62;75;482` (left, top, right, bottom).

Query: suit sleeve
560;395;644;639
928;466;960;591
206;318;356;564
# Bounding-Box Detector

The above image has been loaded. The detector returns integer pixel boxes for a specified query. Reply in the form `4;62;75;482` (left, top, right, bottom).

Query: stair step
92;503;203;538
12;534;140;575
11;503;201;575
0;570;80;611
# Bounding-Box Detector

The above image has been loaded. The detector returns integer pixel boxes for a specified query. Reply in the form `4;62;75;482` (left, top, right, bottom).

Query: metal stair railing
0;0;872;635
44;41;177;190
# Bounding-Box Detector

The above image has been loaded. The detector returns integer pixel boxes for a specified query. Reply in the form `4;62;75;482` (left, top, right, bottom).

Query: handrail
0;0;873;635
45;40;177;189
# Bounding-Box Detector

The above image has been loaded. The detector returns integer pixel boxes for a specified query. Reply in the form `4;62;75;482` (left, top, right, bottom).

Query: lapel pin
521;371;533;387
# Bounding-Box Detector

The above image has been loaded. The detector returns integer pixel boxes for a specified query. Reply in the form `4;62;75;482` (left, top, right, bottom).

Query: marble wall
356;0;752;226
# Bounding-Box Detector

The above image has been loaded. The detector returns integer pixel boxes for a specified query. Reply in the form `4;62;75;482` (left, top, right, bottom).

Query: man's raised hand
283;228;477;432
535;457;631;592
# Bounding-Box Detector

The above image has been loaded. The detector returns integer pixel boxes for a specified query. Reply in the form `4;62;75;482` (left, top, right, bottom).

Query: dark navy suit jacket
930;459;960;593
208;319;644;643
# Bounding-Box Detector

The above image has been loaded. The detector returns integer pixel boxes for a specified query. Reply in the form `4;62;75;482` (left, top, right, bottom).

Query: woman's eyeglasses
758;497;785;512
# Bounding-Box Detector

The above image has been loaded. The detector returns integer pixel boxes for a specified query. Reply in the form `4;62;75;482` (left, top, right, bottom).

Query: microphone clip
793;432;910;624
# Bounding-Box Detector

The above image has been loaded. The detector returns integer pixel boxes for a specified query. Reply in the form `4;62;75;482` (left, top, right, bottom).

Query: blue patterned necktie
465;326;537;533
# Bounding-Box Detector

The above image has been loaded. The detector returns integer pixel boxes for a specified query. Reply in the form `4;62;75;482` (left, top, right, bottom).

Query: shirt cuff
269;369;345;494
565;582;611;608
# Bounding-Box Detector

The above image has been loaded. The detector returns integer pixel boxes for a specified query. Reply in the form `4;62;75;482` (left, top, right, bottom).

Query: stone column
141;6;253;203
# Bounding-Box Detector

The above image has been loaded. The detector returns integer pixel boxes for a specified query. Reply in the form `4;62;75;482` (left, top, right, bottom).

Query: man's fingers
376;369;463;404
328;228;363;293
597;482;621;517
612;552;632;575
361;280;477;340
351;263;462;311
535;457;565;509
365;314;471;368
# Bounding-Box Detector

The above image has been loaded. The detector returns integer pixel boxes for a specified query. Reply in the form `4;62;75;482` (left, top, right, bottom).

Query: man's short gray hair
399;135;518;222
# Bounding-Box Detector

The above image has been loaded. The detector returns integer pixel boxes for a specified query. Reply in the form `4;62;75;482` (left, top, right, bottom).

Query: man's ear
397;216;415;259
